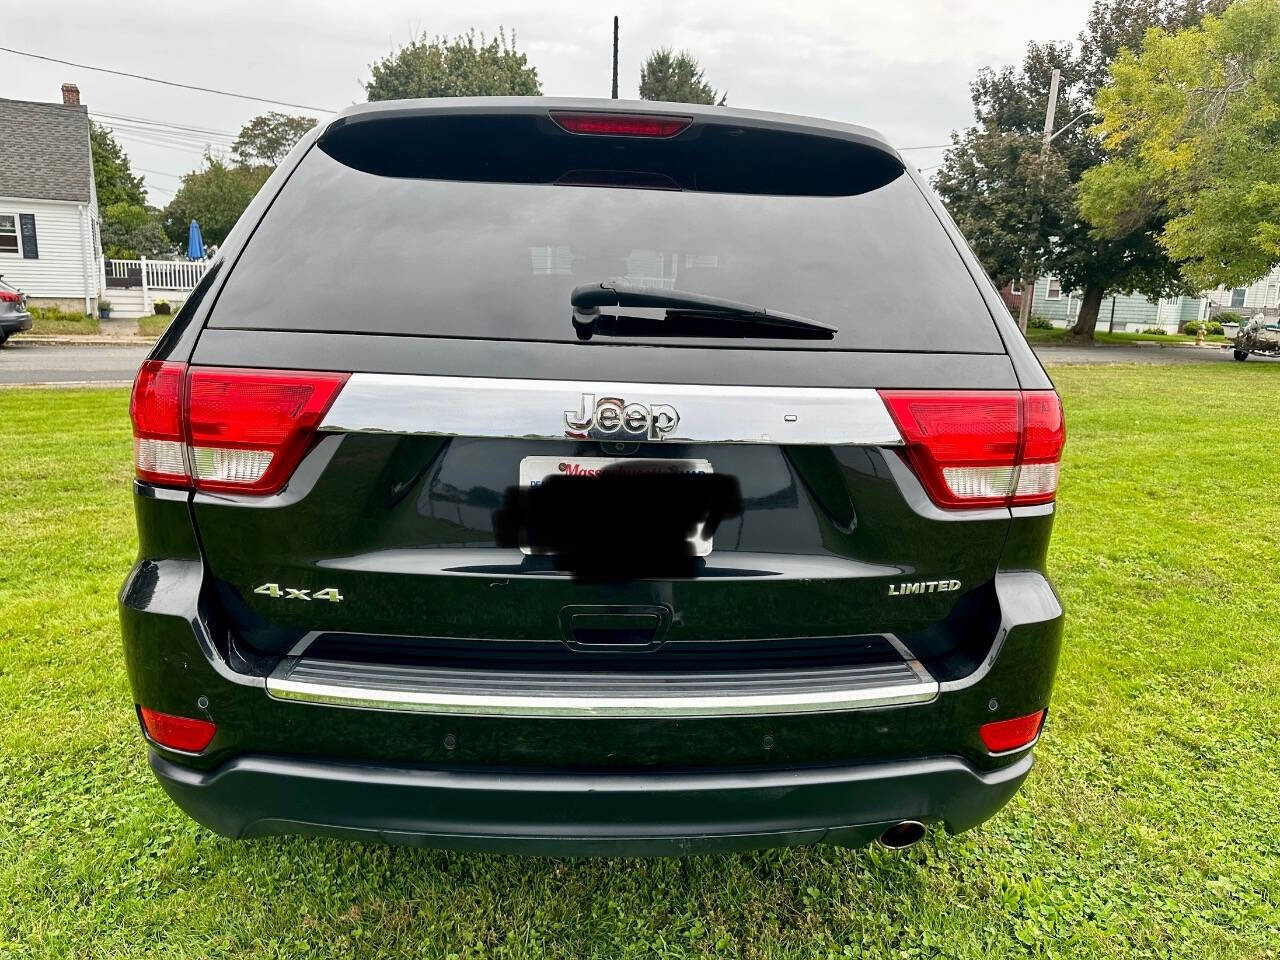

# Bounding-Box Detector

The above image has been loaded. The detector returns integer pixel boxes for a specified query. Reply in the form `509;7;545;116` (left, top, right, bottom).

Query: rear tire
0;331;9;347
1234;350;1249;361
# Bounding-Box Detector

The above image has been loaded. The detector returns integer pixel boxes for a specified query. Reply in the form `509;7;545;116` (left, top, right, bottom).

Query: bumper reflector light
139;706;217;753
979;709;1046;753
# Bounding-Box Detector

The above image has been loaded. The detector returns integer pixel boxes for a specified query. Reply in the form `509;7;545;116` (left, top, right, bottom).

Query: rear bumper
0;311;32;334
151;749;1033;856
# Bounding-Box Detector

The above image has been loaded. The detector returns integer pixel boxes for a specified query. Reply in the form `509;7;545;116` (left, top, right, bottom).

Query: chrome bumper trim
266;656;938;718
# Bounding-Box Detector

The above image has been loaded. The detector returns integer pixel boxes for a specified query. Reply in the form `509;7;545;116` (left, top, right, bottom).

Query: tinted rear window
212;128;1000;352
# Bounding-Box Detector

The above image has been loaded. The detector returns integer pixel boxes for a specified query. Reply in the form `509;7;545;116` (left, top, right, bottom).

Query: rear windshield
211;128;1001;352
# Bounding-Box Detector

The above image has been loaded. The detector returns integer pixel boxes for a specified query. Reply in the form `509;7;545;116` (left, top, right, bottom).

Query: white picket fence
103;258;211;318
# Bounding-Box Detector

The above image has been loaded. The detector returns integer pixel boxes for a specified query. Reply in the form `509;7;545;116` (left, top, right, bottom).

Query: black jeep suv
120;98;1064;855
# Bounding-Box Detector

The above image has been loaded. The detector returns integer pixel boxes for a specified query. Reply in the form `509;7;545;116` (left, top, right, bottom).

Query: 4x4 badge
564;393;679;441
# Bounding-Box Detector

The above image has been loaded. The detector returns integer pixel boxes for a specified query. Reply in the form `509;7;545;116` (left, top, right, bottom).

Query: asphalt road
0;340;1275;387
1032;343;1275;365
0;342;149;386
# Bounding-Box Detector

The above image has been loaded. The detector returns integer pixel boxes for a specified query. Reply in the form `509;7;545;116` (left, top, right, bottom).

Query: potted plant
98;299;113;319
154;299;171;316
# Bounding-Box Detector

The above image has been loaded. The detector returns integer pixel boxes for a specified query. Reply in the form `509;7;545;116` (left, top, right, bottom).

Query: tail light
138;706;217;753
878;390;1064;508
129;362;348;495
0;290;21;303
550;111;692;138
980;709;1046;753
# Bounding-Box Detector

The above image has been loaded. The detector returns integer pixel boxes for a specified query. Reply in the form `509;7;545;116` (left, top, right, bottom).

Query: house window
1230;287;1247;308
1046;277;1062;300
0;214;17;254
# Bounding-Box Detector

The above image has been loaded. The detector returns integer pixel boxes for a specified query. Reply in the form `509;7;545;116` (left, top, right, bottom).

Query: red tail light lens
550;111;692;138
128;363;348;495
130;360;189;486
878;390;1065;508
0;289;21;303
139;706;217;753
979;709;1046;753
186;368;348;494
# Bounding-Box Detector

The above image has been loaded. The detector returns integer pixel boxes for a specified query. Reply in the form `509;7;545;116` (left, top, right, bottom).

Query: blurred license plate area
501;457;738;578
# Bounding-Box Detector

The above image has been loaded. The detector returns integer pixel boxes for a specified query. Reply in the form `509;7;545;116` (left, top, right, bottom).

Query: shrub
29;305;90;324
1182;321;1204;335
1027;315;1055;330
154;299;172;315
1205;320;1224;336
1215;311;1243;326
1140;327;1168;335
26;305;99;335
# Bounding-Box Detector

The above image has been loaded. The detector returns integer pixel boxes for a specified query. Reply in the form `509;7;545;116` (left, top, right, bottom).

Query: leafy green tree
161;157;271;247
365;28;541;100
89;123;146;208
99;202;171;259
1081;0;1280;290
936;0;1227;339
934;126;1074;298
232;112;316;167
638;48;726;105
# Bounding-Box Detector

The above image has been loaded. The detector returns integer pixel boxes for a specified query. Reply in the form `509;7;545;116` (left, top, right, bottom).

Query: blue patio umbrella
187;220;205;260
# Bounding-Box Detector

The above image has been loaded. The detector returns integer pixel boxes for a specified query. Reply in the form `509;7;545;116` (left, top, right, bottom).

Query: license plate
517;456;715;556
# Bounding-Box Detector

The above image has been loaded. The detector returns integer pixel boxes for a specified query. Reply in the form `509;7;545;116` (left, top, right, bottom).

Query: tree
232;112;316;167
365;28;540;100
935;0;1228;339
1081;0;1280;290
934;126;1074;296
638;48;726;104
89;123;146;208
99;202;171;259
161;156;271;247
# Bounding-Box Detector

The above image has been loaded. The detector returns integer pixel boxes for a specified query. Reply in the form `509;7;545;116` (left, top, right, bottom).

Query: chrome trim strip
265;663;938;718
320;374;903;446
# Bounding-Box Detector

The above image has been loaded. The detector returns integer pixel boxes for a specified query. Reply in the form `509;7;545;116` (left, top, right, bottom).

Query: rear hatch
180;102;1031;680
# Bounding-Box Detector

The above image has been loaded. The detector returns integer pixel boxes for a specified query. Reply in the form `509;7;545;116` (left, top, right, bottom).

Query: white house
1204;264;1280;314
0;85;103;313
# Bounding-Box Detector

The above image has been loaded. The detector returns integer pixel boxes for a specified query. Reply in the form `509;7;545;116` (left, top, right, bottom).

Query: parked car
0;277;32;345
121;98;1066;855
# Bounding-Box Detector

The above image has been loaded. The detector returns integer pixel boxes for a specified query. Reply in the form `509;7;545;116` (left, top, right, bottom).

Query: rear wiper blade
570;280;836;340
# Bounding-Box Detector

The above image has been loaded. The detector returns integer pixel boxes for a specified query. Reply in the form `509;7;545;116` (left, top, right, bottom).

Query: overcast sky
6;0;1094;205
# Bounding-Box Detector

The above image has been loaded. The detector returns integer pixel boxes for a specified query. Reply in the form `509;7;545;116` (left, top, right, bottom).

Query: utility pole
611;17;619;99
1018;67;1061;334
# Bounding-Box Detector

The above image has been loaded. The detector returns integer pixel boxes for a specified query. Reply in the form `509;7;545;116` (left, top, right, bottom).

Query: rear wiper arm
570;280;836;340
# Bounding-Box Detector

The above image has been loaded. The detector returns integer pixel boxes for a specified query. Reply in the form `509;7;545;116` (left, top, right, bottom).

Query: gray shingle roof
0;98;93;203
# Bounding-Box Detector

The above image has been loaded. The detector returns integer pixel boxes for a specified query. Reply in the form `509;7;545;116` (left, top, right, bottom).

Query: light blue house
1025;276;1209;332
1025;263;1280;332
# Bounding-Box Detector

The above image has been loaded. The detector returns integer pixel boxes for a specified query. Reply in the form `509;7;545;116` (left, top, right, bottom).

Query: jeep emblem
564;394;680;441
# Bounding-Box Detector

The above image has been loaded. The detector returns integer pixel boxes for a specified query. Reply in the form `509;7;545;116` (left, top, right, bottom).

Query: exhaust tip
879;820;927;849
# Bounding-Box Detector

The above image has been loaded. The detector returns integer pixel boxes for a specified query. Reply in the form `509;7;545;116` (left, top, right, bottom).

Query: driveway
0;342;149;386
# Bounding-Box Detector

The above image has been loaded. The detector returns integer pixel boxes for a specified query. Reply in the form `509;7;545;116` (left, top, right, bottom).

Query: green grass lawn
17;306;101;336
2;365;1278;959
135;313;174;338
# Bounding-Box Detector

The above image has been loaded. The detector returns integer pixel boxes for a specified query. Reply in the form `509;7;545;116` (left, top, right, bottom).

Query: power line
92;110;241;139
135;167;185;180
0;45;335;113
